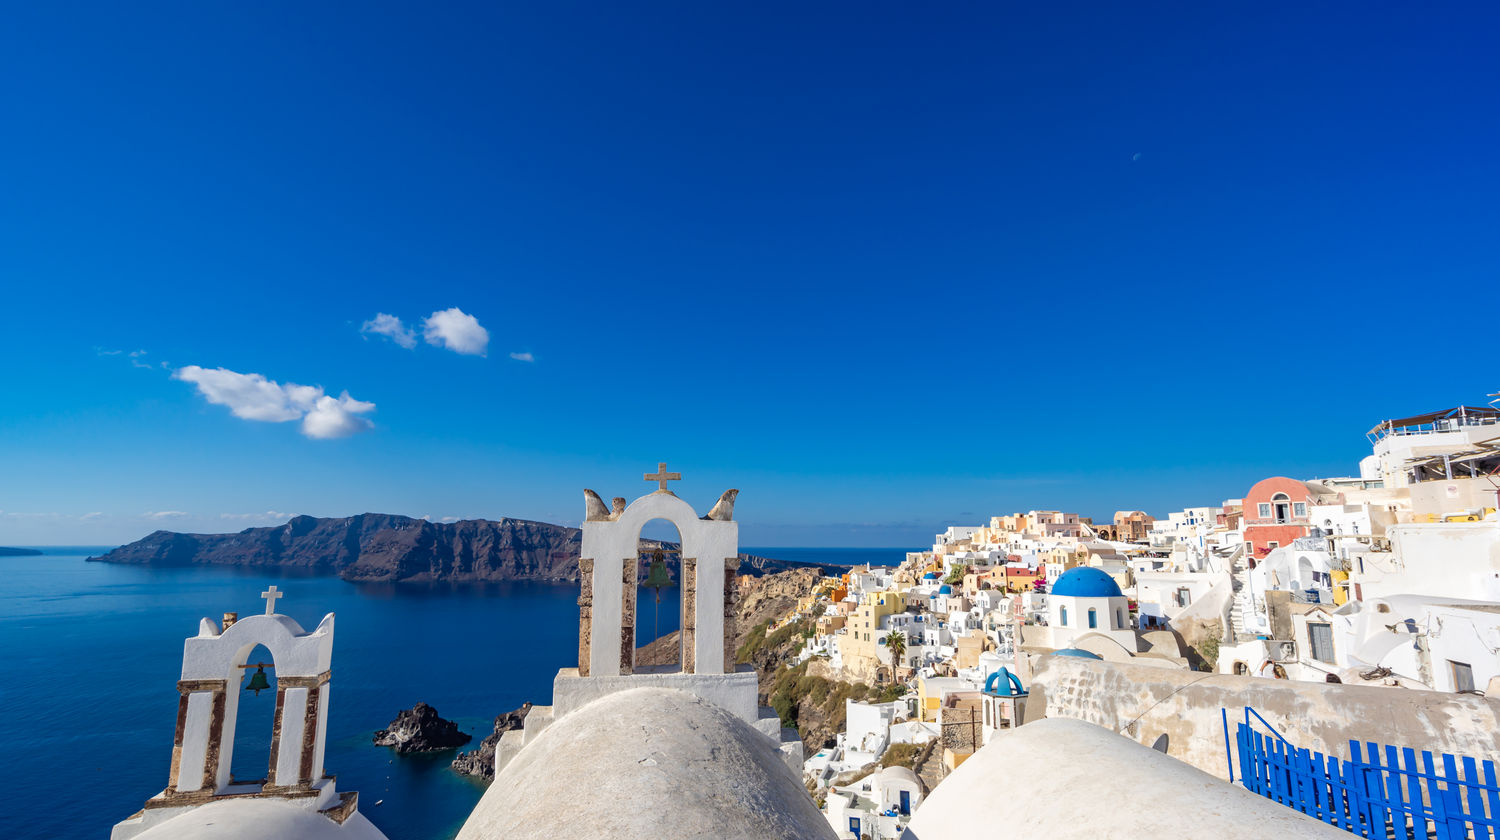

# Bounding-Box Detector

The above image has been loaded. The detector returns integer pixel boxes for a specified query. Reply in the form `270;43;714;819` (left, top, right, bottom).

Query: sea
0;545;915;840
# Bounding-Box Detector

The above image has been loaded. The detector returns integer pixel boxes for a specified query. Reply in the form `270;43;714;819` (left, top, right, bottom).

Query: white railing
1370;414;1500;442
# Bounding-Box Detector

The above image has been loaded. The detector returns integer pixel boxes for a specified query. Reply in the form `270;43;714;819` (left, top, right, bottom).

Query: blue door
849;816;860;836
900;790;911;815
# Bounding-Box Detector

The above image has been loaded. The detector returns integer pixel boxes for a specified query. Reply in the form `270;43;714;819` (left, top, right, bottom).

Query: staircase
1228;554;1251;642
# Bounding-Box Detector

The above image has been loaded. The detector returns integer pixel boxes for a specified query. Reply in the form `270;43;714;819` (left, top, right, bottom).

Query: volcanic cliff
87;513;840;582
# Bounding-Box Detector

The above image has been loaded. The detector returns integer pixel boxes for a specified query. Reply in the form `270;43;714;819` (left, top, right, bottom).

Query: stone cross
261;585;284;615
643;462;682;492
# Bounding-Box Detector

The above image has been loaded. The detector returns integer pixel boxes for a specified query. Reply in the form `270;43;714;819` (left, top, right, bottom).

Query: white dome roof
129;799;387;840
456;687;834;840
903;718;1349;840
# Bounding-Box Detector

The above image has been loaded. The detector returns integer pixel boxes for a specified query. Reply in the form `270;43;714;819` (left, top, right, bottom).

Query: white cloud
423;308;489;356
173;365;375;439
80;512;105;521
361;313;417;349
301;393;377;439
174;366;311;422
508;351;535;363
145;511;189;520
440;516;460;523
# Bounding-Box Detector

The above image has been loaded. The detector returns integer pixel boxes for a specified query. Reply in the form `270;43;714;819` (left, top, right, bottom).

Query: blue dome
937;584;953;594
1051;567;1122;598
1052;648;1103;660
922;572;939;580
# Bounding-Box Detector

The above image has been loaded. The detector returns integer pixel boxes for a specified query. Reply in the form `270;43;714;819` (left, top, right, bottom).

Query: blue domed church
1046;567;1138;653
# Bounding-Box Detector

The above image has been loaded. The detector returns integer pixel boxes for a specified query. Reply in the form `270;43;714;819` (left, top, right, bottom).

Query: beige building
1114;510;1155;542
839;591;903;677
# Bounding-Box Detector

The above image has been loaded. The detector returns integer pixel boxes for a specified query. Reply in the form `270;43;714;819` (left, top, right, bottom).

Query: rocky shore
450;703;533;779
374;703;472;754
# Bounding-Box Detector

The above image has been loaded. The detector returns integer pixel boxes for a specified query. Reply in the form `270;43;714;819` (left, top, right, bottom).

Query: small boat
373;799;384;807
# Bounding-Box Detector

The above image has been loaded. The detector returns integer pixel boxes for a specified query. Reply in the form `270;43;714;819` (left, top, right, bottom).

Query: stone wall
1024;655;1500;780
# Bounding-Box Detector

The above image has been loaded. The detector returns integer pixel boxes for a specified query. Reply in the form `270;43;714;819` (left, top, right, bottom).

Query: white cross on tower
261;585;284;615
643;462;682;492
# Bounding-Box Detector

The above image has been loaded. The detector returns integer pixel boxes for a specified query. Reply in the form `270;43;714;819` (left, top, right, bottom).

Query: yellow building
796;592;819;615
1043;546;1075;568
841;590;903;675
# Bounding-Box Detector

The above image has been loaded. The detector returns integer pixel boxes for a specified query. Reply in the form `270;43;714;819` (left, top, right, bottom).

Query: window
1258;503;1272;518
1451;661;1475;693
1116;609;1124;628
1087;608;1097;629
1268;541;1280;551
1308;622;1335;664
1060;606;1068;626
1293;502;1307;518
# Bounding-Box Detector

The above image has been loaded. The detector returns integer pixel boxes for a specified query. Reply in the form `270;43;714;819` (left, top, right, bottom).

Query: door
900;790;911;815
1308;622;1335;663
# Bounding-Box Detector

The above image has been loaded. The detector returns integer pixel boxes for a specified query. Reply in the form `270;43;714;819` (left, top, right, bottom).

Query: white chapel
456;465;828;839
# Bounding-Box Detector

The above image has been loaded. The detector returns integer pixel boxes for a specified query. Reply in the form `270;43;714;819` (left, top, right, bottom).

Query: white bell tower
111;592;381;840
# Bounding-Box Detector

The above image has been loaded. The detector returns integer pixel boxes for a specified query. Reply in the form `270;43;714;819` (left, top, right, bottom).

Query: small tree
886;631;907;678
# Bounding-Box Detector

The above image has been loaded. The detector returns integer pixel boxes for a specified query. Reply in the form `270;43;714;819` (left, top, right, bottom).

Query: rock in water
451;703;532;779
374;703;472;754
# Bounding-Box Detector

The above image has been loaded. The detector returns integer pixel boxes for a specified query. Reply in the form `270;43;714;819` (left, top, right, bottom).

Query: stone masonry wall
1025;656;1500;780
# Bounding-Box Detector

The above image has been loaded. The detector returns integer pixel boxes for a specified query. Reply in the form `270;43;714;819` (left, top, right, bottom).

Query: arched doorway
228;643;275;786
634;518;685;670
1271;493;1292;524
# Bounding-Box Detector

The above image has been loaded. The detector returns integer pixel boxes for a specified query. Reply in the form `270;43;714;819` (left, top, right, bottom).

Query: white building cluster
793;396;1500;836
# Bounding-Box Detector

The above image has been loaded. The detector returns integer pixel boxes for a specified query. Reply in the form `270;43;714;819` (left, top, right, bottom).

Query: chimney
222;611;238;630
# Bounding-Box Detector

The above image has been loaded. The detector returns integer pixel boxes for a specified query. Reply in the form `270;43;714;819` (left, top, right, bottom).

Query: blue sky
2;3;1497;547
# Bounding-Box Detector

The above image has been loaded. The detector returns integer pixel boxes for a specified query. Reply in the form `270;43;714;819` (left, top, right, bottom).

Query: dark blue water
0;549;681;840
743;546;920;569
0;546;886;840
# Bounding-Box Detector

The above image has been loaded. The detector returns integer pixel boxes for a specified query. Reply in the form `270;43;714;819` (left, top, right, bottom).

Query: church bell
643;550;673;599
244;665;272;696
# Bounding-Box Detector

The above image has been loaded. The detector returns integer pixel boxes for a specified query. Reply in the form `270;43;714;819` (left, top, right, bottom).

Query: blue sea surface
743;546;920;569
1;546;879;840
0;548;685;840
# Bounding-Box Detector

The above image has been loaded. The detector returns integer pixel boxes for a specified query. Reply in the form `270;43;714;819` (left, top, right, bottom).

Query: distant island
87;513;845;582
0;547;43;556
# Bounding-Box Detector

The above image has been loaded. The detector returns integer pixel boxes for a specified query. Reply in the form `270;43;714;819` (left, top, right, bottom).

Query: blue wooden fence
1230;707;1500;839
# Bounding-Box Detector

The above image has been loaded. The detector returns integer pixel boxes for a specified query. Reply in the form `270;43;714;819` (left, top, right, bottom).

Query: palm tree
886;631;907;680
